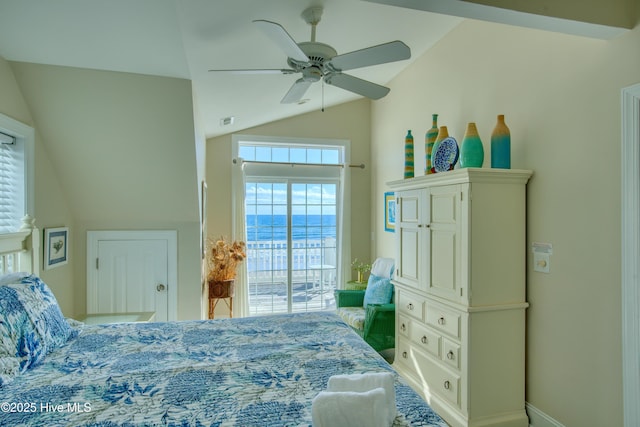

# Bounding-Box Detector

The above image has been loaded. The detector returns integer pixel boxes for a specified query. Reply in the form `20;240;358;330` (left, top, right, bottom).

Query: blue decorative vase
491;114;511;169
460;122;484;168
430;126;449;173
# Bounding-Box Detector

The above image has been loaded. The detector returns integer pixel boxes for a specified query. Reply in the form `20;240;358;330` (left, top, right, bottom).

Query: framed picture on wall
44;227;69;270
384;191;395;232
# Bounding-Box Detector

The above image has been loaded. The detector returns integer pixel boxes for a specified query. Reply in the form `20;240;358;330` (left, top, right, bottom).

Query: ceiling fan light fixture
301;66;322;83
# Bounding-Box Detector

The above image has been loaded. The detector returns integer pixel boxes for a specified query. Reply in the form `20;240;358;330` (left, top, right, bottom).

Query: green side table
345;280;368;291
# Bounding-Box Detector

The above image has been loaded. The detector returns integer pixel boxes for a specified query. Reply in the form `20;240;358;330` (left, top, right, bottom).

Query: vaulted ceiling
0;0;461;137
0;0;628;138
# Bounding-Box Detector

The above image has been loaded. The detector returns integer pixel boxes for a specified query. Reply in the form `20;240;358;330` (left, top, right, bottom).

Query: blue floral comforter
0;311;445;426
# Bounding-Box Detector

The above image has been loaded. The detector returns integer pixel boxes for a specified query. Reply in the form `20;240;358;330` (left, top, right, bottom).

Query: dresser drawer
410;320;441;358
398;315;410;338
414;350;461;408
426;301;461;339
398;289;426;321
396;337;418;375
442;338;461;370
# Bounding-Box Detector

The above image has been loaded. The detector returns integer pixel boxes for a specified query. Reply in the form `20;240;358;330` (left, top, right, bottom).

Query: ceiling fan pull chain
322;79;325;112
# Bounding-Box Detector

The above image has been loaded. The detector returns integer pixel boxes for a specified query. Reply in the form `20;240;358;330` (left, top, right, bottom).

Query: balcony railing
245;239;336;315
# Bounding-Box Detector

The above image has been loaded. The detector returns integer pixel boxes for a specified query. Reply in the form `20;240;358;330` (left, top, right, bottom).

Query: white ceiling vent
220;116;235;126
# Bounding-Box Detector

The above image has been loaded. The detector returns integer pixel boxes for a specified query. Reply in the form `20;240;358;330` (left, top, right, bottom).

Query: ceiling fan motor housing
288;42;338;73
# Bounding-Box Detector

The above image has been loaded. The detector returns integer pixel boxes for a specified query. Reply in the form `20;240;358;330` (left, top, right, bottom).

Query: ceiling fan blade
208;68;297;75
281;78;312;104
328;41;411;71
324;73;390;100
253;20;309;63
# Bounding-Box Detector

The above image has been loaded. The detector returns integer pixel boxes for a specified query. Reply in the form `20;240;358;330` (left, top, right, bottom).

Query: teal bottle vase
404;130;414;179
425;114;438;175
460;122;484;168
491;114;511;169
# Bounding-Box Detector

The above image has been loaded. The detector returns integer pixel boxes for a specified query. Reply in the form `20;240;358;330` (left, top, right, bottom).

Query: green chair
335;258;395;352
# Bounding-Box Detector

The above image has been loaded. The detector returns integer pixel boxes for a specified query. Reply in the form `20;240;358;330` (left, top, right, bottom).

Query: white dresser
388;168;532;427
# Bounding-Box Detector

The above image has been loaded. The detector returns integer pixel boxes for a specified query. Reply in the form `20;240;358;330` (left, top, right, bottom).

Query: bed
0;222;446;426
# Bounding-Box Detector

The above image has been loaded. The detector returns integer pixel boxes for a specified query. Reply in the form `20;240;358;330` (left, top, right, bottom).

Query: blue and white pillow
0;285;47;385
363;274;394;307
0;275;76;386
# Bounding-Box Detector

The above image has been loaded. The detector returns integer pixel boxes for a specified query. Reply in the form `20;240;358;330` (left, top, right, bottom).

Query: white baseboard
526;403;565;427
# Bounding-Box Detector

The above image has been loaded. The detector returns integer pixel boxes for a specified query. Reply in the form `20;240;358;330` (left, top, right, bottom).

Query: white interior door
87;230;178;321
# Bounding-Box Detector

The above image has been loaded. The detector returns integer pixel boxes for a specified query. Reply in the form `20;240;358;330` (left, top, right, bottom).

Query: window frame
0;113;34;234
232;134;352;314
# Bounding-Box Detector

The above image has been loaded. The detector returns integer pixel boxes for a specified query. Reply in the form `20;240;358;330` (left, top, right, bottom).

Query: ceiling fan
209;6;411;104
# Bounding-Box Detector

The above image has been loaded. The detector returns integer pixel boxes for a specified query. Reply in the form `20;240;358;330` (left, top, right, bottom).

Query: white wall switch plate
532;242;552;273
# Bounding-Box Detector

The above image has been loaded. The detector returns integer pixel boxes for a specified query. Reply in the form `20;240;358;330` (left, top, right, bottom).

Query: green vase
425;114;438;175
404;130;414;179
430;126;449;173
460;122;484;168
491;114;511;169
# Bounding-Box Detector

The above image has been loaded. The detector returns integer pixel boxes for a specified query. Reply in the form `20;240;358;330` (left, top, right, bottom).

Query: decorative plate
432;137;459;172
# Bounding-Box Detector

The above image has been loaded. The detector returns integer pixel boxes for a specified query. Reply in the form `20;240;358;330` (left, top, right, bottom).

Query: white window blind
0;134;24;233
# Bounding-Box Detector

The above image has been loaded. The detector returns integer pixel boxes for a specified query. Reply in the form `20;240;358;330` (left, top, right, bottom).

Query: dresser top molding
387;168;533;190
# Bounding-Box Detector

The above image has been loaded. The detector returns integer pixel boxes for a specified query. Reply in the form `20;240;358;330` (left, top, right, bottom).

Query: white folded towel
327;372;396;425
311;387;390;427
370;258;395;279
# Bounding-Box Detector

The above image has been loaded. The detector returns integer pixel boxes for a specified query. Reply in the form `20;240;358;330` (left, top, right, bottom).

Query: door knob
157;284;166;292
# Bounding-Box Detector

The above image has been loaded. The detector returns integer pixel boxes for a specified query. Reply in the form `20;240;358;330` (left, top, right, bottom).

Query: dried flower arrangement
206;236;247;282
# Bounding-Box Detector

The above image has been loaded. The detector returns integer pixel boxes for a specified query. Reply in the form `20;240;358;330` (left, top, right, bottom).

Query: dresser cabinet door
427;184;465;302
394;188;429;291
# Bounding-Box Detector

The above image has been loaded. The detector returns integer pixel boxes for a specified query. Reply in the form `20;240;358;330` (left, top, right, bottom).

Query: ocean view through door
236;137;346;316
245;180;337;315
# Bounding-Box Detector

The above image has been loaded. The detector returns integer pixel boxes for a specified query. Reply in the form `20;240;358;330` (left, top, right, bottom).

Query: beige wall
206;99;373;317
371;16;640;427
0;57;76;315
9;62;202;320
466;0;634;28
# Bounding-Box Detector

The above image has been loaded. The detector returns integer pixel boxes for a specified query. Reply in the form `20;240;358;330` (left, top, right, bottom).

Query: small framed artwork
384;191;396;232
44;227;69;270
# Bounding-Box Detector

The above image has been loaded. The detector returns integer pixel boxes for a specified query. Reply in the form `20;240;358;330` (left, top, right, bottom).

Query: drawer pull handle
421;336;428;344
401;323;407;332
438;316;445;325
447;350;455;360
444;380;451;390
402;351;408;359
407;303;414;310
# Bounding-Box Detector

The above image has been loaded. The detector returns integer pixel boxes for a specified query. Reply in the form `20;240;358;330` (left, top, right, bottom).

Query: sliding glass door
245;179;337;315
